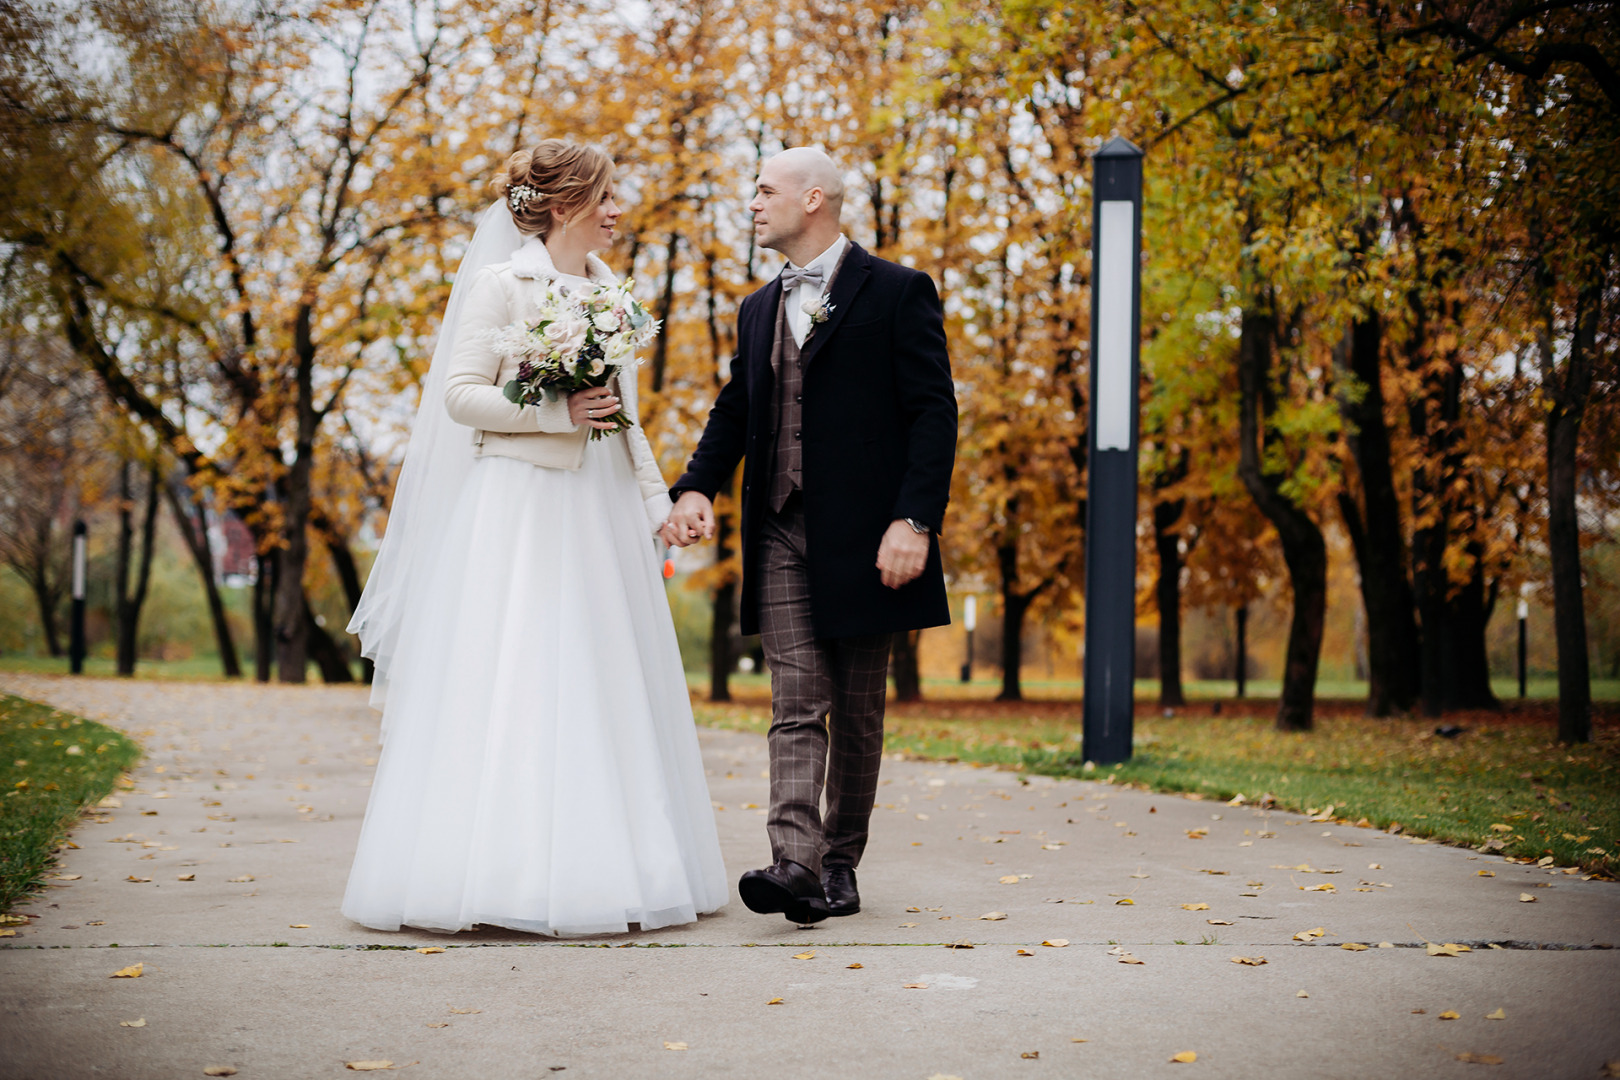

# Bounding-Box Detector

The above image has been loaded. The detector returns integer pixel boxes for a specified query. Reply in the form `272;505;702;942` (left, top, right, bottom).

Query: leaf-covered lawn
0;694;142;911
693;694;1619;875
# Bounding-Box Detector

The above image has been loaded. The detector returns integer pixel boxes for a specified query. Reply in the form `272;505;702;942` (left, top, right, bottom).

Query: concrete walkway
1;673;1616;1080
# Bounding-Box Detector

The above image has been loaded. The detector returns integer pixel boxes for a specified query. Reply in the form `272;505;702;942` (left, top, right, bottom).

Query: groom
664;147;956;924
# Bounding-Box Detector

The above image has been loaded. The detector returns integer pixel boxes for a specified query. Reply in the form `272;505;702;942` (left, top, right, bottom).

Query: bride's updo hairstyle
494;140;614;239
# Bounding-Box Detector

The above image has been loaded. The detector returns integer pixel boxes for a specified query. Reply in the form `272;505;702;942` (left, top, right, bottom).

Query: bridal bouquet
486;279;661;439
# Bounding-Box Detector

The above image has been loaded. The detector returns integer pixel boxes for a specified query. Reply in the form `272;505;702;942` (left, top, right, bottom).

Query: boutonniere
802;294;835;333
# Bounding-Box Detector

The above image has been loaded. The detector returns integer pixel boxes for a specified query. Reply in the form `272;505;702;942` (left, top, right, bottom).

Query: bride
342;139;728;935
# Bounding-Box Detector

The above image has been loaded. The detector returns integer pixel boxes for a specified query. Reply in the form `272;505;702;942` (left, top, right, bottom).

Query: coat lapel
798;242;873;370
749;277;783;382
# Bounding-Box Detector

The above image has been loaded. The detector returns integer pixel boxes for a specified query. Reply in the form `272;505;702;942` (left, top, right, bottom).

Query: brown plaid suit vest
768;296;805;512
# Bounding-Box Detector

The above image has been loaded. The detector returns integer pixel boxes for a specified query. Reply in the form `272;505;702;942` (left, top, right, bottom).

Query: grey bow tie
780;264;825;291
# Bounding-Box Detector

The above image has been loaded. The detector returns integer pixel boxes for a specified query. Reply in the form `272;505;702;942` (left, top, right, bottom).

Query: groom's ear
802;186;825;214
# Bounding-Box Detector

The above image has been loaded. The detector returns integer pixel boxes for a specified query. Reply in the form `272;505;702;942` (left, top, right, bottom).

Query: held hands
568;386;622;430
662;491;715;548
877;520;929;589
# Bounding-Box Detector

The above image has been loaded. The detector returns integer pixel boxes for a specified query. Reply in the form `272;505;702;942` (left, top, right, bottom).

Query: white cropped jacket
444;238;673;533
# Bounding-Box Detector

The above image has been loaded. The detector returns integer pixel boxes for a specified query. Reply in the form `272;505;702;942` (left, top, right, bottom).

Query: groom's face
749;160;808;253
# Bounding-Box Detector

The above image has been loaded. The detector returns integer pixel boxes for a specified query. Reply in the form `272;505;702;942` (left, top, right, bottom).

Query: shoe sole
826;902;860;916
739;874;830;924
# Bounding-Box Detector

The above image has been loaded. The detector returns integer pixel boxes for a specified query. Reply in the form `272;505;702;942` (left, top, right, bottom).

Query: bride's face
568;187;621;253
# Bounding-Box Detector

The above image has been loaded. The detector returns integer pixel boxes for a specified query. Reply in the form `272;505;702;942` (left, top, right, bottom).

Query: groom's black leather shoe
821;864;860;916
738;860;830;924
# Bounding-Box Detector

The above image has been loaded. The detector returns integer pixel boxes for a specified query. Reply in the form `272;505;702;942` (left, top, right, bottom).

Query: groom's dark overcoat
671;242;956;640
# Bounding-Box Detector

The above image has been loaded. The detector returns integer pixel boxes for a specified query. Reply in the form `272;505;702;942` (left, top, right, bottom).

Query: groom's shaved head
770;147;845;217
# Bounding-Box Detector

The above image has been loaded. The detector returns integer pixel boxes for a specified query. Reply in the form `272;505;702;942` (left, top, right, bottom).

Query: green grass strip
694;702;1618;875
0;694;142;912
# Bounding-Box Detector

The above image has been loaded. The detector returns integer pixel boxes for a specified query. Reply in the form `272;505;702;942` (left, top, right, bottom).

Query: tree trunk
1543;283;1597;743
1333;314;1421;716
163;479;242;678
892;629;921;702
1407;323;1497;715
29;566;63;658
999;576;1029;702
1235;303;1326;732
648;232;680;395
304;601;355;683
322;527;373;684
708;478;736;703
1151;451;1188;708
254;551;276;683
115;461;160;676
276;306;319;683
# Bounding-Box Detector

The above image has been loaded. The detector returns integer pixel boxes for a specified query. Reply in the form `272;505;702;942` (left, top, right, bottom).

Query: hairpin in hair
507;183;541;213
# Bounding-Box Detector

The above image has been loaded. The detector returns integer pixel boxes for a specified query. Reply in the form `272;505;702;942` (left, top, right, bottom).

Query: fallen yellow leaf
1476;870;1495;877
906;906;921;912
119;1018;146;1028
289;923;309;929
766;997;783;1005
54;874;81;881
1518;893;1536;903
1297;990;1309;998
110;963;143;979
1020;1051;1039;1059
947;939;974;949
1293;927;1327;941
1485;1008;1506;1020
903;982;928;989
846;963;863;969
1117;953;1144;965
345;1063;394;1072
1016;949;1034;956
177;874;195;882
1455;1052;1504;1065
448;1007;481;1015
0;930;14;938
1439;1011;1461;1020
203;1069;238;1078
792;951;814;960
1181;903;1210;911
1042;939;1069;948
1230;956;1267;966
425;1022;449;1028
1303;883;1336;893
999;875;1020;884
125;876;151;884
663;1042;687;1051
226;875;254;883
1340;942;1369;951
1115;898;1135;906
1072;1037;1089;1043
1170;1051;1198;1063
977;911;1007;921
1489;824;1512;833
1207;919;1233;926
1428;943;1471;957
898;922;919;928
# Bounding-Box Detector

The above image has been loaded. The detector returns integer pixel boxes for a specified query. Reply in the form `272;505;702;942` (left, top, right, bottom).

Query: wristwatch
903;518;930;535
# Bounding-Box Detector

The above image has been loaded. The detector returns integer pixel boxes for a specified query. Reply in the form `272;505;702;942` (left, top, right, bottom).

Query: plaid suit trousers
758;499;892;876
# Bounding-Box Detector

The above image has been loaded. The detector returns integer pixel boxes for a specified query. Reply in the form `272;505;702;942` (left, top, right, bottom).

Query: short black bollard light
70;520;87;675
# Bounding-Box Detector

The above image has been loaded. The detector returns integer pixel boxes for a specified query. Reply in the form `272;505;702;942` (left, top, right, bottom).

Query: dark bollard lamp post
1081;136;1144;766
961;595;976;683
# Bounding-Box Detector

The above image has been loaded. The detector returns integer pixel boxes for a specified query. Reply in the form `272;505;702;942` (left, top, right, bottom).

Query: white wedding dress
343;268;728;936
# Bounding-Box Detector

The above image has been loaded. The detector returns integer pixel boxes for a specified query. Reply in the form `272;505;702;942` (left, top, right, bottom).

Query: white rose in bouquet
543;312;589;356
591;309;621;333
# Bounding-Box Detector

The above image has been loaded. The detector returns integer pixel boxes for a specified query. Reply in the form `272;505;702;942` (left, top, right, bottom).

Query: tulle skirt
342;441;729;935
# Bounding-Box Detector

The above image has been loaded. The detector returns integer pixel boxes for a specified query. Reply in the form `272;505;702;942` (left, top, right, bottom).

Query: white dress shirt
783;234;848;347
